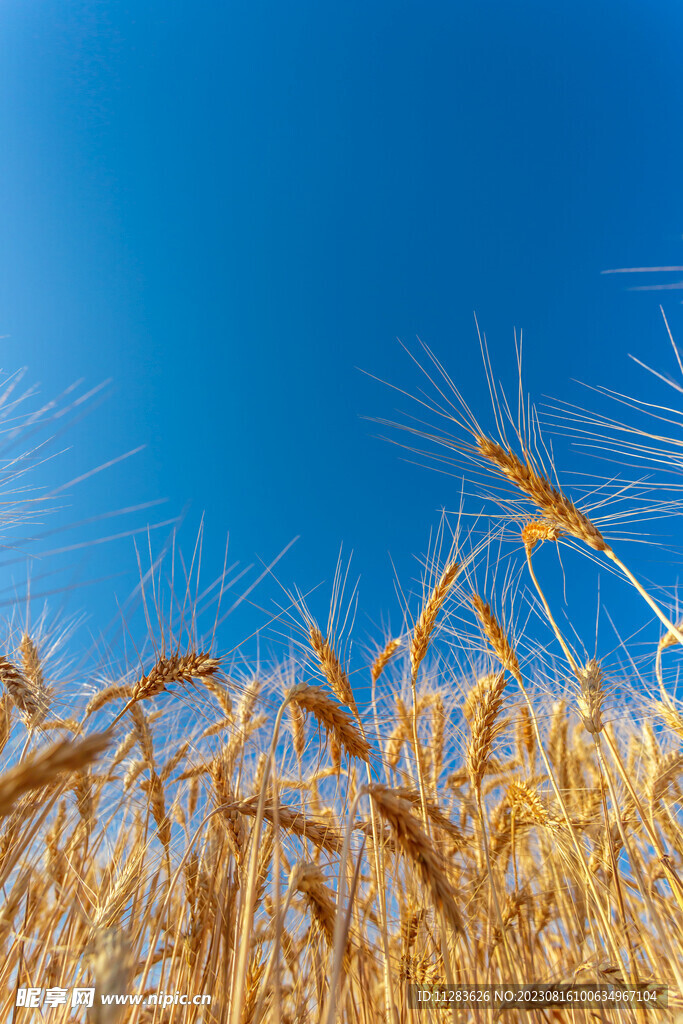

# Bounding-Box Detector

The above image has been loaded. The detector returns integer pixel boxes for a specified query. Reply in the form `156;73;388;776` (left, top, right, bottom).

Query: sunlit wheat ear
371;637;401;683
466;670;507;791
210;756;246;864
140;770;172;854
288;702;306;761
399;951;445;986
462;673;498;721
131;650;223;703
471;595;521;680
482;435;683;651
516;704;535;764
0;867;32;948
390;786;466;845
201;674;233;718
93;847;147;930
401;902;426;952
367;783;463;934
287;683;370;762
308;625;356;710
85;684;134;718
241;941;269;1024
648;751;683;806
0;697;11;756
130;703;156;768
19;633;52;727
237;795;344;854
476;436;608;551
576;660;605;735
491;890;532;949
506;781;549;826
291;862;337;948
430;693;445;792
657;699;683;740
0;733;110;816
410;559;460;685
521;519;562;551
0;655;42;725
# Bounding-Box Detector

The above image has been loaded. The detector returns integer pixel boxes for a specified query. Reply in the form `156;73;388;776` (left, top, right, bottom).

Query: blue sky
1;1;683;685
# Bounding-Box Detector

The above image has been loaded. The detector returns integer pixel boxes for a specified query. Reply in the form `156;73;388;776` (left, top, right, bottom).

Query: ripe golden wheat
0;353;682;1024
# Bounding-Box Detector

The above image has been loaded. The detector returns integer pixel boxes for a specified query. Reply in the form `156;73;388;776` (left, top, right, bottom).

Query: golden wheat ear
0;732;111;817
371;636;401;683
477;436;608;551
480;435;683;652
287;683;370;762
367;783;463;935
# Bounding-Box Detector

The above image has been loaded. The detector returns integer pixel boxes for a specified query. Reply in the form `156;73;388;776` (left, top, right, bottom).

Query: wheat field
0;346;682;1023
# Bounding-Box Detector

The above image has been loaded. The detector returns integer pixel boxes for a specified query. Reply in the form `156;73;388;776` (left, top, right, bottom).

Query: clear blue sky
1;1;683;682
